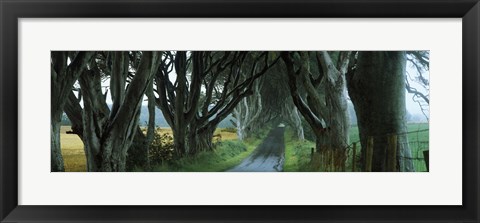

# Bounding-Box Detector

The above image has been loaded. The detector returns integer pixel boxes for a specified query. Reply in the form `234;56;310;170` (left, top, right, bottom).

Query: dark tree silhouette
77;51;161;171
51;51;95;172
281;51;351;170
155;51;279;156
347;51;414;172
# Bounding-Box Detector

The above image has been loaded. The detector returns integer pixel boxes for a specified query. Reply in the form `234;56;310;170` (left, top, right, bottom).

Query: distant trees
232;76;264;141
154;51;279;156
260;67;305;141
281;51;351;170
282;51;420;172
282;52;327;150
233;64;305;141
51;50;427;172
281;104;305;140
54;51;281;171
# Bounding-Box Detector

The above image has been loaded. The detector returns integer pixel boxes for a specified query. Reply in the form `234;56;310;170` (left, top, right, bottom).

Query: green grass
348;123;429;144
283;129;315;172
405;123;429;171
147;138;262;172
61;126;250;172
284;123;429;172
348;123;429;172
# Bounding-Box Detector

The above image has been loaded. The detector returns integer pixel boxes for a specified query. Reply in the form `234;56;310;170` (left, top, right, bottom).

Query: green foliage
126;137;148;171
131;127;265;172
148;130;175;165
143;140;260;172
350;123;429;171
249;128;269;140
283;129;316;172
284;123;429;172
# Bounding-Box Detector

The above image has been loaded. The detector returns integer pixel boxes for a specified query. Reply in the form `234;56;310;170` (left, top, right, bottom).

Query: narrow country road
228;126;285;172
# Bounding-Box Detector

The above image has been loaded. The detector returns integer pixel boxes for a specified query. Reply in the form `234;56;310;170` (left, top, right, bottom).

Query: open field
60;126;87;172
284;123;429;172
60;126;240;172
347;123;429;171
61;123;429;172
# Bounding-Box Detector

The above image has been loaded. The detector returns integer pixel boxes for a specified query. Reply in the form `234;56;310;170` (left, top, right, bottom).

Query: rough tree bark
316;51;351;164
347;51;414;172
282;51;351;171
144;80;156;169
51;51;95;171
155;51;279;156
187;122;216;154
64;91;84;139
80;51;161;171
252;67;305;141
187;52;280;154
233;78;264;141
65;90;149;171
282;104;305;140
155;51;202;157
281;52;329;148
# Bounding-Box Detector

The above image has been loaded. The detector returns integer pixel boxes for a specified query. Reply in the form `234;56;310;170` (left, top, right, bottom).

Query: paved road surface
228;127;285;172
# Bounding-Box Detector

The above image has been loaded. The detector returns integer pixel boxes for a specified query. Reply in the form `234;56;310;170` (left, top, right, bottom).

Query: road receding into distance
228;126;285;172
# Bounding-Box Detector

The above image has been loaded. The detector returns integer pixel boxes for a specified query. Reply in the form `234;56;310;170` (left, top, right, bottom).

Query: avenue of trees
51;51;429;172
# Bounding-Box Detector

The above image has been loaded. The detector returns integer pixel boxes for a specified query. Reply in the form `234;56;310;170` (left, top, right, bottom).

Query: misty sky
404;60;429;120
93;56;429;122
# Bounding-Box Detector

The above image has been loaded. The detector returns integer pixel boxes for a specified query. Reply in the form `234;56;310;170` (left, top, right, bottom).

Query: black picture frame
1;0;479;222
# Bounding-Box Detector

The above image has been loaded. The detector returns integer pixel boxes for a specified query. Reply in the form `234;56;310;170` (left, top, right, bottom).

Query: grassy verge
283;129;315;172
148;138;261;172
284;123;429;172
60;126;261;172
350;123;429;172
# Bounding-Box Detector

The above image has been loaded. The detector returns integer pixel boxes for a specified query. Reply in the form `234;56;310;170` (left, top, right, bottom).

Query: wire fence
311;129;429;172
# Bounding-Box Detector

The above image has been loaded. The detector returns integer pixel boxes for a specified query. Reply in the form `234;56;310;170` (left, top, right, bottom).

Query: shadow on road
227;127;285;172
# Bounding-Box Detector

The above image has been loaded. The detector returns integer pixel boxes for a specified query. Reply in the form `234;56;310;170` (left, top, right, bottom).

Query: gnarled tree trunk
187;123;216;155
316;52;351;170
233;79;263;141
282;104;305;140
80;51;161;171
347;51;414;172
155;52;279;156
50;120;63;171
144;80;156;169
51;51;95;171
282;51;351;171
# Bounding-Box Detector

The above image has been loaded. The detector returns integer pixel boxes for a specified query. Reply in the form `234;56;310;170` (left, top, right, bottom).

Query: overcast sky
97;56;429;121
404;60;429;120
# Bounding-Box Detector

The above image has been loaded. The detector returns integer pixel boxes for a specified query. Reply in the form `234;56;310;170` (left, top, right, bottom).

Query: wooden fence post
387;134;398;172
366;137;374;172
352;143;357;172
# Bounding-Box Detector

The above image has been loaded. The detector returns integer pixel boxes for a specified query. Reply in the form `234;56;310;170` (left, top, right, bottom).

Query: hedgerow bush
148;130;175;165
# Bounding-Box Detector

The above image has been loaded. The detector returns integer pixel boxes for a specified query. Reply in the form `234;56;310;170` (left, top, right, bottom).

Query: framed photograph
1;0;479;222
